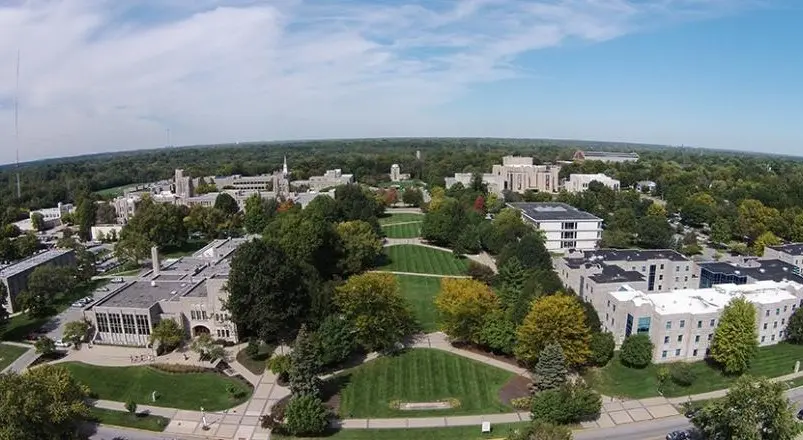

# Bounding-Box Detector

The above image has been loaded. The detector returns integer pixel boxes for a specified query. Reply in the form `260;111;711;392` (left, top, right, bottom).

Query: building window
695;335;700;343
679;320;685;328
190;310;196;320
684;276;688;282
675;277;679;282
659;274;664;280
606;313;609;320
660;264;664;270
710;319;716;327
761;336;766;343
697;320;702;328
771;335;776;341
636;317;651;334
662;351;667;359
764;323;768;330
225;329;230;338
562;222;577;230
693;349;698;356
658;285;662;290
708;333;713;341
784;306;788;313
613;305;616;312
774;321;778;329
607;300;610;307
109;314;123;334
676;266;680;272
685;265;689;271
202;310;208;320
766;310;770;317
216;329;222;337
782;318;786;325
666;321;672;330
641;266;646;272
777;308;781;315
611;318;614;325
96;313;110;333
664;336;669;344
780;331;784;338
677;335;683;342
122;314;136;334
675;349;681;356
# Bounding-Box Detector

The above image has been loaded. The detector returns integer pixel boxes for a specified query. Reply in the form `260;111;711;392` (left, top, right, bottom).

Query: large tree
150;319;185;353
289;325;322;397
692;376;802;440
710;297;758;374
335;220;382;275
121;196;188;248
532;343;568;392
227;239;312;344
619;333;654;368
421;197;468;247
334;184;383;224
334;273;415;352
30;212;46;231
214;192;240;216
507;421;573;440
243;193;278;234
114;230;152;264
435;278;500;344
636;214;673;249
515;295;591;367
18;265;74;317
786;307;803;344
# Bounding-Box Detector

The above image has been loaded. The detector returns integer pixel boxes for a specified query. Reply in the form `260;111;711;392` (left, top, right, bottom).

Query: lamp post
201;406;209;431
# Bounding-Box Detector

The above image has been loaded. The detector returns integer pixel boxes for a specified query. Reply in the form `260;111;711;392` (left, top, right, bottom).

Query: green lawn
336;348;512;418
588;343;803;399
89;407;169;432
236;343;276;375
382;222;422;239
62;362;251;411
379;213;424;225
379;245;469;276
95;183;144;198
274;423;530;440
0;343;28;371
160;240;211;259
397;275;442;332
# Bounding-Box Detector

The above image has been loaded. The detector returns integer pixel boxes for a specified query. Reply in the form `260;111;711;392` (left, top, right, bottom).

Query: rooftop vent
759;268;766;273
150;280;157;287
170;290;177;295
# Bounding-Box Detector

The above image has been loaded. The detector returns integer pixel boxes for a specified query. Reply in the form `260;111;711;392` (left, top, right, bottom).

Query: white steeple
282;155;288;175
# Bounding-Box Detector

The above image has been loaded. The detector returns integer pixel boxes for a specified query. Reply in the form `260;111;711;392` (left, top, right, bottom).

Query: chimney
151;246;160;276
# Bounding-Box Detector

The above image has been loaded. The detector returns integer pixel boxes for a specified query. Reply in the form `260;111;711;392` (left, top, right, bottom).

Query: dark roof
768;243;803;256
588;265;645;284
699;259;803;283
579;151;640;159
569;248;690;263
509;202;601;222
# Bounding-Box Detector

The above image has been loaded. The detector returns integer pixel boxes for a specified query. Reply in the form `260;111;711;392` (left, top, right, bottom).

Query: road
88;425;189;440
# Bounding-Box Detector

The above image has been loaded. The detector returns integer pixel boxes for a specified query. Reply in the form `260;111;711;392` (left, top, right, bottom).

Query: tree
422;197;467;247
283;394;330;436
227;239;312;344
738;199;781;241
514;295;591;367
30;212;46;231
34;336;56;355
334;184;383;224
692;376;802;440
114;231;152;264
313;315;355;368
121;197;187;248
62;320;90;348
0;365;90;439
710;297;758;374
752;230;781;257
497;232;551;271
19;265;73;317
588;332;615;367
289;325;322;397
466;261;495;285
636;215;673;249
402;188;424;207
473;195;486;213
125;399;137;415
150;319;185;353
532;343;568;392
682;192;716;226
619;334;654;368
75;246;97;282
214;192;240;216
710;218;732;244
435;278;500;344
453;225;482;256
0;284;9;330
75;192;97;240
334;273;415;352
479;310;517;355
786;307;803;344
530;382;601;425
646;203;667;217
15;232;40;258
267;354;292;383
336;220;382;275
508;421;573;440
244;193;278;234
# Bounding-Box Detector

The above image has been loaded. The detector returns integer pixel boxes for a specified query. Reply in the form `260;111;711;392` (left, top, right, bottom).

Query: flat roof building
563;173;620;193
0;249;76;313
763;244;803;269
508;202;602;252
698;258;803;288
573;150;639;163
601;281;803;363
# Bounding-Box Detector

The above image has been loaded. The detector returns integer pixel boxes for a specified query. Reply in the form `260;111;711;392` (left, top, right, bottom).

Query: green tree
62;320;90;348
710;218;732;244
75;246;97;282
0;365;91;439
336;220;382;275
752;230;781;257
466;261;495;284
283;394;330;436
710;297;758;374
244;193;278;234
0;283;9;330
682;192;716;226
125;399;137;415
507;421;573;440
588;332;615;367
214;192;240;216
334;273;416;352
30;212;46;231
692;376;802;440
479;310;517;355
334;184;383;224
114;230;152;264
636;215;673;249
738;199;781;241
313;315;355;368
75;192;97;241
530;382;601;425
786;307;803;344
121;196;188;248
289;325;322;397
532;343;568;392
435;278;500;344
14;232;40;258
18;265;73;317
34;336;56;355
149;319;185;353
619;334;654;368
402;188;424;207
515;295;591;367
422;197;467;247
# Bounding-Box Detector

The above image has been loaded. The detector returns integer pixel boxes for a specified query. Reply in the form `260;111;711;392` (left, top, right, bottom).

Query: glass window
677;335;683;342
225;329;230;338
675;277;679;282
675;349;681;356
708;333;713;341
666;321;672;330
122;314;136;334
658;285;662;290
780;331;784;338
710;319;716;326
611;318;615;325
676;266;680;272
607;300;610;307
766;310;770;317
684;276;688;282
697;320;702;328
693;349;698;356
136;315;150;335
662;351;667;358
782;318;786;325
784;306;788;313
679;320;685;328
637;317;651;334
685;265;689;271
613;305;616;312
777;308;781;315
664;336;669;344
660;264;664;270
761;336;766;343
764;323;768;330
659;274;663;280
96;313;109;333
109;314;123;334
695;335;700;343
772;335;776;341
190;310;196;320
202;310;208;320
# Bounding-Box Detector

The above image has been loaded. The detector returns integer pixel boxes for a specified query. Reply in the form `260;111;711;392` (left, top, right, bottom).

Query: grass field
95;183;144;198
379;213;424;225
397;275;442;332
89;407;169;432
336;348;512;418
379;245;469;276
382;222;422;239
274;423;530;440
0;343;28;371
160;240;211;258
62;362;251;411
588;343;803;399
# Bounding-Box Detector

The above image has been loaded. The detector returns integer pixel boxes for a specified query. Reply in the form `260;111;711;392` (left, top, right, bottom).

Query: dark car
796;409;803;420
666;431;691;440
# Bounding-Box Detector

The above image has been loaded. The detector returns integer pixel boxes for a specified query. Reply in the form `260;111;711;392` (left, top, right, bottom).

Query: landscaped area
89;407;169;432
0;343;28;371
397;275;441;332
62;362;252;411
236;343;276;375
587;343;803;399
160;239;211;259
379;213;424;225
273;423;530;440
382;222;422;238
333;348;512;418
379;245;469;276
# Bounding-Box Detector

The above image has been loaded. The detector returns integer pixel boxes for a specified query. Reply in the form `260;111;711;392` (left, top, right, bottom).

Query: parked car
796;409;803;420
54;339;71;348
684;408;699;419
110;277;124;283
666;431;691;440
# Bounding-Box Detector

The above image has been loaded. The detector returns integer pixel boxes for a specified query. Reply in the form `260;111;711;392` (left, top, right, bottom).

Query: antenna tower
14;49;21;198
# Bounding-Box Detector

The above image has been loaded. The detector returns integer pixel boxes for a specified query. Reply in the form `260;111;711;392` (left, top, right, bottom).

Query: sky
0;0;801;164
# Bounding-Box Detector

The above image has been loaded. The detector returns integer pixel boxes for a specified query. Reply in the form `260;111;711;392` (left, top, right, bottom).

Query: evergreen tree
532;343;568;392
289;325;322;397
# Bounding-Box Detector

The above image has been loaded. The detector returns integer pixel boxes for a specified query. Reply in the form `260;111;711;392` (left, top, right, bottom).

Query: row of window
664;333;712;344
631;264;690;272
764;304;794;317
761;332;784;343
763;320;785;330
666;319;716;330
189;310;231;322
96;313;151;335
662;348;709;359
216;328;232;338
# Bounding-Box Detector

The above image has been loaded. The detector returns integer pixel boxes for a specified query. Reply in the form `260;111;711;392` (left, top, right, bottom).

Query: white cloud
0;0;755;162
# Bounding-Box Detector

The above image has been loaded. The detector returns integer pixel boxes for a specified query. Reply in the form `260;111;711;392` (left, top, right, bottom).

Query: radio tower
14;49;21;199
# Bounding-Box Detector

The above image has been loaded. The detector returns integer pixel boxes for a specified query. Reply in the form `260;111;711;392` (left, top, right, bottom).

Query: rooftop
610;281;801;316
94;279;207;309
509;202;601;222
578;151;640;159
588;265;644;284
699;259;803;283
567;248;689;263
768;243;803;256
0;249;73;279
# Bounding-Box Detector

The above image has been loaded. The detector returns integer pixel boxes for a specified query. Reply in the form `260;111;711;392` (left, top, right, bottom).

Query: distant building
293;190;336;208
390;164;410;182
601;281;803;363
0;249;76;313
91;225;123;242
298;169;354;192
508;202;602;252
763;244;803;270
445;173;499;193
174;169;193;198
636;180;657;193
573;150;639;163
444;156;561;195
698;258;803;288
563;173;620;193
14;202;75;231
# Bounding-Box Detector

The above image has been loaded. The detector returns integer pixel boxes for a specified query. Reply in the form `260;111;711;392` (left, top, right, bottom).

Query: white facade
91;224;123;242
300;169;354;191
599;281;803;363
510;202;602;252
389;164;410;182
445;156;561;196
564;174;620;193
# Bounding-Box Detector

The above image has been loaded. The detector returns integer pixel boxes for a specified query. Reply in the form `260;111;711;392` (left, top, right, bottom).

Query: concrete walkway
381;220;423;227
2;343;38;374
383;237;498;272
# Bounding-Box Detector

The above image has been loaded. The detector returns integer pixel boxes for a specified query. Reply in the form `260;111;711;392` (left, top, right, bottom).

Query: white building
444;156;561;196
295;169;354;192
600;281;803;363
389;164;410;182
573;150;639;163
563;174;620;193
444;173;499;193
508;202;602;252
91;225;123;242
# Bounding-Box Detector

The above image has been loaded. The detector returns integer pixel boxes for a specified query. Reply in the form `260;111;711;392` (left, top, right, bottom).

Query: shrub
125;399;137;415
267;354;292;382
246;340;260;358
150;363;210;373
314;315;356;368
510;397;532;410
619;334;654;369
466;261;495;285
588;332;615;367
670;363;697;387
530;383;601;424
284;394;330;436
507;421;572;440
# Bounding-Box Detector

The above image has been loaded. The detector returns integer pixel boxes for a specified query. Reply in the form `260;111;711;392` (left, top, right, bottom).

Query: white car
54;339;71;348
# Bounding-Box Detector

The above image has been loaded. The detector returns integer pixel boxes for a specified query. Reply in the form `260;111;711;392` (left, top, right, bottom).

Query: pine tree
289;325;322;397
532;343;568;392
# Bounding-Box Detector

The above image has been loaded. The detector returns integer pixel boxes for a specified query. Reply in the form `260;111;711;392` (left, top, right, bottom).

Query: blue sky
0;0;800;163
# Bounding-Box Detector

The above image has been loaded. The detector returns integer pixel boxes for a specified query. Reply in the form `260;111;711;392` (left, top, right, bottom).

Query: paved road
88;425;192;440
4;345;38;373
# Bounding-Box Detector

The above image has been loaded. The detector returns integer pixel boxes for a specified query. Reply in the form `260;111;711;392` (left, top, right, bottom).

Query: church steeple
282;155;288;175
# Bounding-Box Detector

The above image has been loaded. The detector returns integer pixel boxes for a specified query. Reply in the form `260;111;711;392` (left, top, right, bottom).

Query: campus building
389;164;410;182
572;150;640;163
698;258;803;288
299;169;354;192
508;202;602;252
563;173;621;193
444;156;561;196
0;249;77;313
763;244;803;270
599;281;803;363
556;249;696;303
444;173;499;193
174;169;194;198
83;238;251;347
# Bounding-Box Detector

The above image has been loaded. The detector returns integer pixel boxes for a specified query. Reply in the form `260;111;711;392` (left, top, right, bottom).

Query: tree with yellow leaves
514;294;591;368
435;278;500;344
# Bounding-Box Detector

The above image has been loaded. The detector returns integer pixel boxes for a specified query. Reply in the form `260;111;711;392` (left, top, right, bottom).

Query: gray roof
699;259;803;283
767;243;803;256
589;265;645;284
0;249;73;279
581;151;640;158
568;249;690;263
94;279;207;309
509;202;601;222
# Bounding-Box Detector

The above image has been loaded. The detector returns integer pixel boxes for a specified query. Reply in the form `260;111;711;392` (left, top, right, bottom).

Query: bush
284;394;330;436
125;399;137;415
510;397;532;410
150;363;210;374
670;363;697;387
588;332;615;367
479;310;516;355
314;315;356;368
245;340;260;358
267;354;292;382
530;383;601;425
466;261;495;285
619;334;654;369
507;421;572;440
